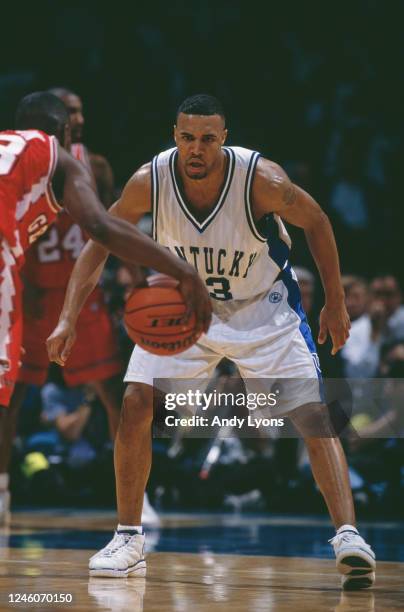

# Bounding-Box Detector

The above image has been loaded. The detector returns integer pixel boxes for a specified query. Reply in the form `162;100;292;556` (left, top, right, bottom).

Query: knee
289;402;337;439
120;384;153;432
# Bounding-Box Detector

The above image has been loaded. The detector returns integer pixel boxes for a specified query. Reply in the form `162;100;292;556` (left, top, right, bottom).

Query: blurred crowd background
1;0;404;517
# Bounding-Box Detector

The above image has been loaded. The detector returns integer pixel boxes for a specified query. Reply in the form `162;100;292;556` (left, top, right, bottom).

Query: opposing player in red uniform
5;88;157;524
48;87;114;207
0;91;212;520
17;89;121;442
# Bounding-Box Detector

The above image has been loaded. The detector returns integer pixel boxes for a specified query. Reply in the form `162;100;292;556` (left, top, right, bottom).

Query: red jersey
70;143;87;164
0;130;60;262
22;142;89;288
23;210;87;288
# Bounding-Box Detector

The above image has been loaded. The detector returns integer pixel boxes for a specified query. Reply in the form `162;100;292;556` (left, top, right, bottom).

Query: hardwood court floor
0;511;403;611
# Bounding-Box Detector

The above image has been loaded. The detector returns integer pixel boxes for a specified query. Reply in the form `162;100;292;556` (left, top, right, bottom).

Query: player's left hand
318;301;351;355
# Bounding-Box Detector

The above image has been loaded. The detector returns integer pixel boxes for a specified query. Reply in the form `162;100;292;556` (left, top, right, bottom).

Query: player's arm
252;158;350;355
47;165;150;364
47;157;212;364
58;163;151;323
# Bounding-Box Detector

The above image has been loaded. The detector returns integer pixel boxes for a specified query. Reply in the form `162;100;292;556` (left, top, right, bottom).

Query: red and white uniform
0;129;60;406
18;143;122;388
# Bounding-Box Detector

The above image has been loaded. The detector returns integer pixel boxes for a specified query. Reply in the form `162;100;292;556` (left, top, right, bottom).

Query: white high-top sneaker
329;525;376;590
89;529;146;578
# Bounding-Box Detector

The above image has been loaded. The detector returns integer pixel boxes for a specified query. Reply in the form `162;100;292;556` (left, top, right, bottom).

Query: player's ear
173;124;178;145
222;129;228;145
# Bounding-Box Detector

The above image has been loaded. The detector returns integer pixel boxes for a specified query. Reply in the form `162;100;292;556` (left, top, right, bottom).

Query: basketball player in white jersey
47;95;376;589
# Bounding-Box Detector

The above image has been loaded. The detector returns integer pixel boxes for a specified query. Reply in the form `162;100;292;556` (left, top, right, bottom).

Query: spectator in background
347;339;404;494
38;382;96;467
340;276;385;378
370;276;404;342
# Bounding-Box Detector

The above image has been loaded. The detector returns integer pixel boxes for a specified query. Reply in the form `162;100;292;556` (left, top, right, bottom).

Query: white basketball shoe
89;529;146;578
329;525;376;590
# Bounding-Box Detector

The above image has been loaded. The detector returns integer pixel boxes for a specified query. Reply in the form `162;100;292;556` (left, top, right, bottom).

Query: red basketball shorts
19;286;122;386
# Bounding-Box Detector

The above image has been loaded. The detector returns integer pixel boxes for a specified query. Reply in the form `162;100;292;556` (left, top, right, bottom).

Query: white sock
0;473;9;492
336;524;358;535
117;523;143;533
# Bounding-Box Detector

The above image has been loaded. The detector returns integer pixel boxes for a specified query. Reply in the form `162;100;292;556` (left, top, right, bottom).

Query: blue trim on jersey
260;214;291;270
279;265;323;388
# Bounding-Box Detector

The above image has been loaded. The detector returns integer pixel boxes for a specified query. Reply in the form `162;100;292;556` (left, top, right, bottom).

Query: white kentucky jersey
151;146;292;315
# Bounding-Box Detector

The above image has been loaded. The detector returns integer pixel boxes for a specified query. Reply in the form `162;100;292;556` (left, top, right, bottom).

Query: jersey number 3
206;277;233;301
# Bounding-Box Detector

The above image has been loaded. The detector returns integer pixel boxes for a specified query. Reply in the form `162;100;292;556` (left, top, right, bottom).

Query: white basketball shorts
124;275;323;416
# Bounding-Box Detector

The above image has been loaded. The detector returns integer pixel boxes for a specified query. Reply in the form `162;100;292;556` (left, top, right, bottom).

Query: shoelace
328;531;360;546
102;532;134;557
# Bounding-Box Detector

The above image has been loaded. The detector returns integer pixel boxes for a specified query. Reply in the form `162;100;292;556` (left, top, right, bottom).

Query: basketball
124;274;201;355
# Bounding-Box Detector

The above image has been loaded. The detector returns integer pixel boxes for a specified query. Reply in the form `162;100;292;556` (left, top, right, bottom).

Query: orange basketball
124;274;201;356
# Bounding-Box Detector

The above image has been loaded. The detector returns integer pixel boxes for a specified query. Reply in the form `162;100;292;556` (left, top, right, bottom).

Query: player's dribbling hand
46;320;77;366
178;269;212;335
318;301;351;355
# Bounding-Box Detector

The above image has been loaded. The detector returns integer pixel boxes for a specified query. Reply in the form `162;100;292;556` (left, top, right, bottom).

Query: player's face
174;113;227;180
371;277;401;317
345;284;368;320
62;94;84;142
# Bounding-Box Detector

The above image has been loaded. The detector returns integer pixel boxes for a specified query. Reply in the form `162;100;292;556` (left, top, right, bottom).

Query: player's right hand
178;268;212;335
46;320;77;366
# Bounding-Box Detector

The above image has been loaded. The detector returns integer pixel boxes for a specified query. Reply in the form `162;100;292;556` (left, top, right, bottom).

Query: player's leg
0;243;23;524
0;382;27;474
90;376;122;440
115;382;154;526
0;382;27;523
89;341;222;577
8;295;56;521
289;403;376;589
89;375;159;525
89;381;155;578
231;289;375;589
288;401;355;526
